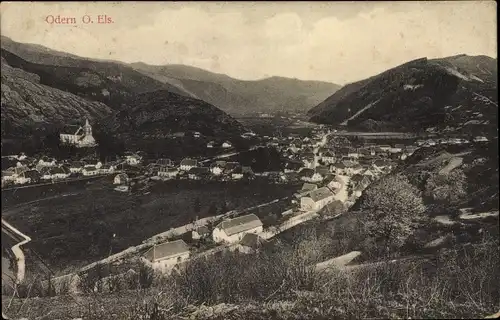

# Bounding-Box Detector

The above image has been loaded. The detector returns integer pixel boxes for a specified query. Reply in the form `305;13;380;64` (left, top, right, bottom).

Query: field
2;179;300;273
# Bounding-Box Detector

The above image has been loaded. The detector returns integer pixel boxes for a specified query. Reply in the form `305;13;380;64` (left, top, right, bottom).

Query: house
473;136;489;142
125;153;142;165
192;226;210;240
236;233;267;254
82;166;100;176
43;167;70;180
141;240;190;273
231;166;244;180
13;168;31;184
207;141;215;148
323;175;343;192
222;141;233;148
180;158;198;171
378;145;392;152
321;151;335;164
350;174;371;197
390;144;404;153
362;169;377;180
38;156;56;167
114;173;129;185
188;167;210;180
156;159;173;167
300;187;334;211
84;160;102;169
284;160;303;173
158;167;179;179
299;168;322;182
193;131;201;138
59;118;97;148
212;214;263;244
210;161;226;175
69;161;86;173
347;148;359;158
294;182;318;198
100;164;116;174
301;151;315;164
315;166;330;177
15;153;27;161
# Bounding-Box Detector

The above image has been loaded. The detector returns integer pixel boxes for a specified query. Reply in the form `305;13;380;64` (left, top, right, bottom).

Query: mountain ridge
1;36;341;115
308;54;497;135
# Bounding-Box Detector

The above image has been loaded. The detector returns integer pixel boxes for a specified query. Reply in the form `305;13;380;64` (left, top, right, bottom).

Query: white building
82;166;100;176
180;158;198;171
99;164;116;174
158;167;179;179
210;161;226;175
222;141;232;148
59;118;97;148
212;214;263;244
141;240;190;274
38;157;57;167
321;151;335;164
84;161;102;169
300;187;334;211
125;154;142;165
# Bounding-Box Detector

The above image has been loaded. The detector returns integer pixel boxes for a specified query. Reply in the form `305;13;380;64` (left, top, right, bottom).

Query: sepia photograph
0;1;498;319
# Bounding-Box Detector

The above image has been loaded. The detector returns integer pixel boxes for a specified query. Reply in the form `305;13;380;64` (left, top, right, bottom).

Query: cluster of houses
149;158;255;182
0;152;145;188
141;213;266;273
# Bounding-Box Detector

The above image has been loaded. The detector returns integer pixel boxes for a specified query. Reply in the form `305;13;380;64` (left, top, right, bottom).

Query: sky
0;1;497;85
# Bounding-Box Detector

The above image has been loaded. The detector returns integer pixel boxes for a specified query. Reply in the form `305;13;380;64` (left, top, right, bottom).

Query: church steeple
83;118;92;136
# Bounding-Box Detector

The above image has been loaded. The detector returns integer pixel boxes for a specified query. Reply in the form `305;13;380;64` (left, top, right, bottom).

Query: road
312;131;334;168
1;219;31;284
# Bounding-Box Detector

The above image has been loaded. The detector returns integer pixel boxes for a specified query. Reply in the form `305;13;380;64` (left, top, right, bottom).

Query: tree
360;174;426;251
424;169;467;206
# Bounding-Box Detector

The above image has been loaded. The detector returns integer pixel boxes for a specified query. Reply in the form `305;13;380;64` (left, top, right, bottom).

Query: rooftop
308;187;334;202
143;240;190;262
217;214;263;236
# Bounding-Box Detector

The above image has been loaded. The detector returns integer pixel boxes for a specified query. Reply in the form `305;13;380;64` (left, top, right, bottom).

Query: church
59;118;97;148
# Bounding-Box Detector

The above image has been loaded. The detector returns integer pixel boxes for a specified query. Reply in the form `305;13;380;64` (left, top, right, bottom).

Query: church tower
83;118;92;136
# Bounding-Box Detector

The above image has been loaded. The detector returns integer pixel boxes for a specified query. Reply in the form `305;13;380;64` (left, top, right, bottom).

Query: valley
1;3;498;319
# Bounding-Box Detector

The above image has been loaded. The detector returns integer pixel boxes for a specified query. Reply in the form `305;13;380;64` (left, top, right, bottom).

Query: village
2;117;491;295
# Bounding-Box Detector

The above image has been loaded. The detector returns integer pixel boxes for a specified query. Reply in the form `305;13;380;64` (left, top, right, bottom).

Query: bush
170;246;315;306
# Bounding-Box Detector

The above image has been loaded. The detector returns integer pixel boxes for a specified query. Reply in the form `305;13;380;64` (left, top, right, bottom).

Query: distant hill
308;55;498;136
130;63;341;115
1;36;341;115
